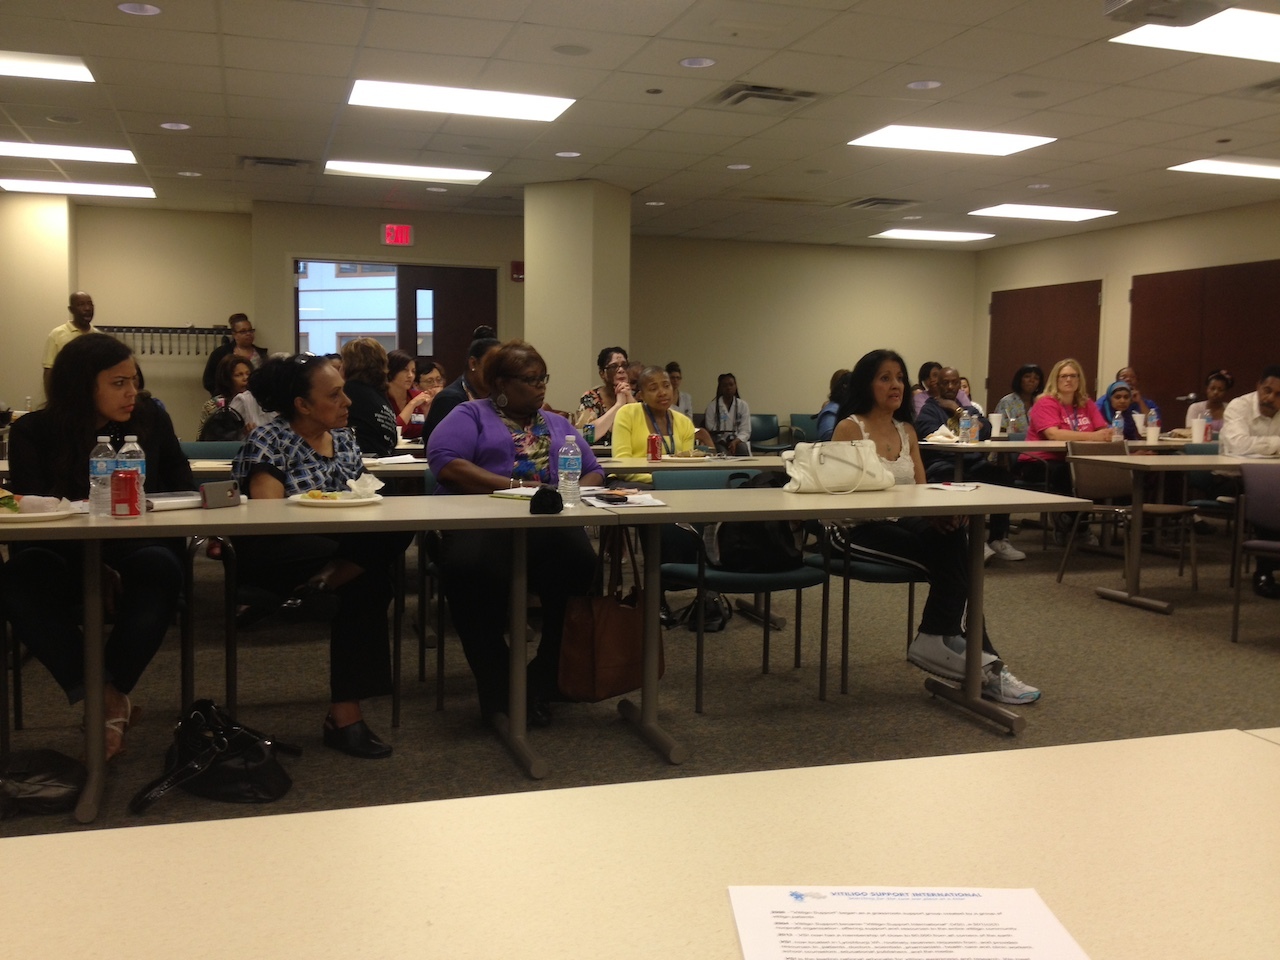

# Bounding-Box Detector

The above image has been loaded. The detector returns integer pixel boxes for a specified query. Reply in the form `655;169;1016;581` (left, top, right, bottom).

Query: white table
599;455;786;473
1;729;1276;960
1068;453;1246;614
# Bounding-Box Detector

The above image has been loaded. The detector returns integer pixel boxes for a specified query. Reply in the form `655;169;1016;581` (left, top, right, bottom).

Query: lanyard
644;404;675;455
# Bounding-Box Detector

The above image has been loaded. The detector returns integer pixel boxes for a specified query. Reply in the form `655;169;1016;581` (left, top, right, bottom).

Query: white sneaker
907;632;998;681
983;542;996;564
981;664;1041;704
989;539;1026;561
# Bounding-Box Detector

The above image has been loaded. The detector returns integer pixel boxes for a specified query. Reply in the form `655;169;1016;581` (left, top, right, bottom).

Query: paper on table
361;454;420;464
583;493;666;507
728;886;1090;960
926;482;979;491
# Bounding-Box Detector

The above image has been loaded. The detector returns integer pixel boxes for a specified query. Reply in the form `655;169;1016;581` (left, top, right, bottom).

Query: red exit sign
381;223;414;246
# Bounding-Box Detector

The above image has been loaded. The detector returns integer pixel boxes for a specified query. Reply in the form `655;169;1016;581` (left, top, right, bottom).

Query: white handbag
781;440;895;494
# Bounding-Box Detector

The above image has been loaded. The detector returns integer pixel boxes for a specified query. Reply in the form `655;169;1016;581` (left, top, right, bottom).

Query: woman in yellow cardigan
610;365;713;485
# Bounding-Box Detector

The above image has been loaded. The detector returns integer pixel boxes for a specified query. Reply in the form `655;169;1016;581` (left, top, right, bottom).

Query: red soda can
110;469;141;518
646;434;663;461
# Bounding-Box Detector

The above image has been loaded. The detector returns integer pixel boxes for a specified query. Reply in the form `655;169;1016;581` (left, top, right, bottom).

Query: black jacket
343;379;398;457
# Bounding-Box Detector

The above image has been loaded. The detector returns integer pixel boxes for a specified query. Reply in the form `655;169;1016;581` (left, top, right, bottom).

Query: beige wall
974;198;1280;394
631;237;978;421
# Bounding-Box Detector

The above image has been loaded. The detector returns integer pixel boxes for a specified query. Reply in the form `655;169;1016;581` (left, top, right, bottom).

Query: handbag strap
128;734;223;814
814;442;873;495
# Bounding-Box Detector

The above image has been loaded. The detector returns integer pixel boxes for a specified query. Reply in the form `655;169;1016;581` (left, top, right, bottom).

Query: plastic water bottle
557;434;582;507
1145;408;1160;441
88;436;116;518
118;434;146;514
1111;411;1124;439
958;410;973;443
1203;408;1214;440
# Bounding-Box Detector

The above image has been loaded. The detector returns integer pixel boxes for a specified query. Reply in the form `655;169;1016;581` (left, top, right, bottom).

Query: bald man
42;291;98;394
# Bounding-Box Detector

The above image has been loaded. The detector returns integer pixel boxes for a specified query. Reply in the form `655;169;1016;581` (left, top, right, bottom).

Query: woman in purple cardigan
427;340;602;726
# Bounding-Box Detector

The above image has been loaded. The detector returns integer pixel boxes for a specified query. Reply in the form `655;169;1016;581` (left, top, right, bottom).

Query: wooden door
395;265;498;384
987;280;1102;410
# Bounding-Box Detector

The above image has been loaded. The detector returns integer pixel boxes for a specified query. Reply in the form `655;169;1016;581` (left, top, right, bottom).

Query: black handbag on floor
129;699;301;813
0;749;86;819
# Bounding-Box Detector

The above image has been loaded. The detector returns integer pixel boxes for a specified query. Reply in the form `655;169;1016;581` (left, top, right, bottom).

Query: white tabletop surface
2;729;1276;960
1071;453;1247;472
600;455;786;471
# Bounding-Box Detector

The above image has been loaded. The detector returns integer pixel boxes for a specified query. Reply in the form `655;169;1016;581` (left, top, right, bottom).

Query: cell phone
594;492;629;504
200;479;241;509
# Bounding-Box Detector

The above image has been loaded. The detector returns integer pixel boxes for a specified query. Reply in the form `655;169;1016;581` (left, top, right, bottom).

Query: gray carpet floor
3;515;1278;837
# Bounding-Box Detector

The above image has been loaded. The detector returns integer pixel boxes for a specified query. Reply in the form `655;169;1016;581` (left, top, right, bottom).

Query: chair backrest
181;440;244;460
748;413;779;444
790;414;819;442
1183;442;1220;455
1240;463;1280;530
652;469;743;490
1066;440;1130;501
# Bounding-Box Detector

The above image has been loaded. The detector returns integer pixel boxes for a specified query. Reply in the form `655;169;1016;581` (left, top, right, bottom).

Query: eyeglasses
603;362;627;372
419;376;444;387
1058;372;1080;380
234;327;255;334
514;373;550;387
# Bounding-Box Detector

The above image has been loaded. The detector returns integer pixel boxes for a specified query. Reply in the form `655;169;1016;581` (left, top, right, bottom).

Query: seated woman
341;338;399;457
815;368;850;442
704;372;751;455
232;355;408;759
1096;380;1142;440
3;333;193;759
198;353;253;440
994;363;1043;438
1185;368;1233;436
573;346;633;444
384;349;432;441
428;340;601;726
831;348;1039;705
611;365;713;484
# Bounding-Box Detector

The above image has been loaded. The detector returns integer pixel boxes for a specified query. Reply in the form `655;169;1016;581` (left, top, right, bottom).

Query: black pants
924;456;1013;541
839;517;998;657
2;539;183;703
232;531;410;703
439;526;597;717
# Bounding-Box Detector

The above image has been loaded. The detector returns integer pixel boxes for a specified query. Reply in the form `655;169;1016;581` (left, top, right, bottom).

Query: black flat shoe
281;581;340;622
322;716;392;759
235;602;276;630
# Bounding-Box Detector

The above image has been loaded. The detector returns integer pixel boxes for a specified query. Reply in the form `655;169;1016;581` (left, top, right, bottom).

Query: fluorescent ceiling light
0;141;136;164
1110;8;1280;64
849;124;1054;156
349;80;573;122
0;51;94;83
325;160;491;184
1169;157;1280;180
872;228;994;242
0;180;154;198
969;203;1116;222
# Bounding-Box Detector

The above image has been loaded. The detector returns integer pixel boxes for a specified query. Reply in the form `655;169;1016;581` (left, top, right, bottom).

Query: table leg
491;528;547;779
75;539;106;823
923;514;1024;734
618;524;686;764
1095;467;1173;614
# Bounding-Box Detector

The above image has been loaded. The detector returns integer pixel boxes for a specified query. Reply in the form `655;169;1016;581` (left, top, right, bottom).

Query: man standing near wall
42;291;97;395
1221;364;1280;598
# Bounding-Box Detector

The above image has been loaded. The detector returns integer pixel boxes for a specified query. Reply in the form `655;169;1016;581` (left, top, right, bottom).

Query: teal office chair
749;414;792;454
180;440;244;460
789;414;819;443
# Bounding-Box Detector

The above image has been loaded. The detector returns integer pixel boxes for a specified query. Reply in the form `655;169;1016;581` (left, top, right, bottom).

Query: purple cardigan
427;400;600;494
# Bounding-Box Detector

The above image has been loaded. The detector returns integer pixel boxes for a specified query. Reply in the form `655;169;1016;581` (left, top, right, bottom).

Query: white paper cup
1146;425;1161;442
1189;418;1207;443
988;413;1002;437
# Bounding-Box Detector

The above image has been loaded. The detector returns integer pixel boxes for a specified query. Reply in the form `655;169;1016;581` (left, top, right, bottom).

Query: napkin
925;426;958;443
346;474;385;498
17;495;70;514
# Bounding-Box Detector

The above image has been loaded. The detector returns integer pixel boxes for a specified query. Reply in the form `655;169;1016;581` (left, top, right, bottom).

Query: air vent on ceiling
841;197;918;211
705;83;818;115
1102;0;1219;26
239;156;312;172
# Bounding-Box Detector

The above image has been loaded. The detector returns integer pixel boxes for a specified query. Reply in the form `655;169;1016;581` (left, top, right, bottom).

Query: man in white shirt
42;291;97;394
1221;365;1280;597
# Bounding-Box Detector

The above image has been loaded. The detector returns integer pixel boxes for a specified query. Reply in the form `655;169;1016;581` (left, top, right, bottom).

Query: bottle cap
125;435;138;441
97;435;110;442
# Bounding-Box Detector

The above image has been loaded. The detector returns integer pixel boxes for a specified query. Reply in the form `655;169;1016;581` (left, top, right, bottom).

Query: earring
495;392;508;408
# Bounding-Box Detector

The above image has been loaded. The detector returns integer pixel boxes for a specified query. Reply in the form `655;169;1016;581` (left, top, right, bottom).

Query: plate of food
0;487;77;522
288;491;383;507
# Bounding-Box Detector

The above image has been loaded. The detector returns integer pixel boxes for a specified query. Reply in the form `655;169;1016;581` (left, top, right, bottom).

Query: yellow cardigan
610;403;697;483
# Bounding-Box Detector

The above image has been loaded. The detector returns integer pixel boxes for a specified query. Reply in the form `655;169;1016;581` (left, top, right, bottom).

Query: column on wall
523;180;631;411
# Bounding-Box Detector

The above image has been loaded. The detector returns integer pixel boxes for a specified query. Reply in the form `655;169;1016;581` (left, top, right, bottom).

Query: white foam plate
288;493;383;508
0;508;77;523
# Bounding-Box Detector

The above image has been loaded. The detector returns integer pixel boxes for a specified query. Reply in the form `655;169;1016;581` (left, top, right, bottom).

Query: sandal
104;696;142;761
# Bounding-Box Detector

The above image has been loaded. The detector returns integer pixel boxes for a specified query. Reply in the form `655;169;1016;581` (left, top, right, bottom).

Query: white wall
631;237;978;420
974;198;1280;391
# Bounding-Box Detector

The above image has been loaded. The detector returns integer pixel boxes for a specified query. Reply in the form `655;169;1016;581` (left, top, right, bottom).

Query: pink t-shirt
1020;394;1107;462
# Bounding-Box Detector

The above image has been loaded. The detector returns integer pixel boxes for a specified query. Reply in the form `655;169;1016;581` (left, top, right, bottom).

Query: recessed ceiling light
325;160;491;185
726;163;752;170
0;141;135;163
1027;183;1051;189
160;121;190;130
644;201;666;206
871;228;993;242
45;115;82;125
552;44;591;56
555;151;581;158
1168;156;1280;180
349;80;573;122
0;51;93;83
117;3;162;14
906;80;942;90
850;125;1054;156
426;186;448;193
177;171;201;177
969;203;1116;222
902;215;923;220
1111;8;1280;64
679;57;717;68
0;179;155;198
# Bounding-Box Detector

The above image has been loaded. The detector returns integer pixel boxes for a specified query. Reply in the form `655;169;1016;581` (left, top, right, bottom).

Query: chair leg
840;568;851;695
906;581;916;655
793;587;803;669
1056;511;1085;582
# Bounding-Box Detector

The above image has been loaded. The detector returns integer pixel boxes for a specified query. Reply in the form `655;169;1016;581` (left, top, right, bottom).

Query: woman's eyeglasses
514;373;550;387
419;376;444;387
